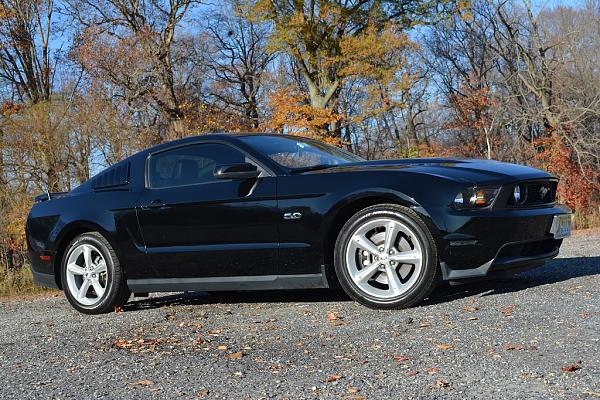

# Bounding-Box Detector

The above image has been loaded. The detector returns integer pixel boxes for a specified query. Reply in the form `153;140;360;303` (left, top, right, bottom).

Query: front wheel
334;204;438;309
61;232;130;314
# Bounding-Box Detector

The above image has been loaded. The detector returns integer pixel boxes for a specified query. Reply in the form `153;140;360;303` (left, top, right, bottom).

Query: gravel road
1;232;599;399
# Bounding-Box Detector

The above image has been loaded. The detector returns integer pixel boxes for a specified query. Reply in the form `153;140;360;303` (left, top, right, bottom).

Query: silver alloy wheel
65;244;108;306
345;217;423;300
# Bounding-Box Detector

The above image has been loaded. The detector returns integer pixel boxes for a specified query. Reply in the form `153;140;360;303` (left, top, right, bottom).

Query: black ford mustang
26;134;572;314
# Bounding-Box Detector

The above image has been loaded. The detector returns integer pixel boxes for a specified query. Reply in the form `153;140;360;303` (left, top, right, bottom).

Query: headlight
509;183;527;205
513;185;521;204
453;186;500;209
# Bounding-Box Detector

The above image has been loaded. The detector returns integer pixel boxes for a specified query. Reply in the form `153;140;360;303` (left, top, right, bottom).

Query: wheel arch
321;189;440;288
52;221;118;289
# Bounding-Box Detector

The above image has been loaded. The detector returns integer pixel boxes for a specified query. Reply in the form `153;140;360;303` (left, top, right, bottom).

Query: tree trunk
404;106;420;148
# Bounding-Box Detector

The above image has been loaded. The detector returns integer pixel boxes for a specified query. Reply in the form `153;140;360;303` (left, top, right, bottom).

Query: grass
572;208;600;230
0;263;56;297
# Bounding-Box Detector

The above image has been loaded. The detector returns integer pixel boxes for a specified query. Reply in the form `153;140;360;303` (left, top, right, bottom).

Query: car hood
308;158;555;185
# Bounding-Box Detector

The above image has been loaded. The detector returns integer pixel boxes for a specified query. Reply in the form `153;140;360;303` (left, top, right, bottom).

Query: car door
136;141;279;279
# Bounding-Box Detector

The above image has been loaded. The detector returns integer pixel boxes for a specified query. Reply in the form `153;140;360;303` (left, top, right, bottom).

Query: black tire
61;232;130;314
334;204;438;309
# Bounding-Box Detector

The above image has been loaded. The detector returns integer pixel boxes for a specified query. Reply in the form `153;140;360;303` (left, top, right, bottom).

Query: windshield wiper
289;164;335;174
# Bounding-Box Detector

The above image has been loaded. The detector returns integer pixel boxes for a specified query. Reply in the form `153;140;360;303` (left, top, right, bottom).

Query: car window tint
148;143;246;188
239;135;363;169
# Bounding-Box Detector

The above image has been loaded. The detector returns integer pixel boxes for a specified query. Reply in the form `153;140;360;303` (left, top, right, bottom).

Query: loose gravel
1;232;599;399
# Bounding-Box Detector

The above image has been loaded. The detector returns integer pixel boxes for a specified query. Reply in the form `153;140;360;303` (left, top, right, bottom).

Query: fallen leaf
501;343;537;352
326;374;343;382
195;389;210;398
129;380;155;386
562;363;582;372
468;317;479;321
113;339;131;349
114;306;123;314
217;345;228;351
501;343;522;351
393;354;409;362
406;370;419;376
435;379;450;388
347;387;360;394
500;304;517;316
581;389;600;397
427;368;438;374
327;312;340;321
225;352;243;360
463;306;479;312
435;343;454;350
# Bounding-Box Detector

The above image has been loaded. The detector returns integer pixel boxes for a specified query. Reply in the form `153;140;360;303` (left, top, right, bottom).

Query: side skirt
127;273;329;293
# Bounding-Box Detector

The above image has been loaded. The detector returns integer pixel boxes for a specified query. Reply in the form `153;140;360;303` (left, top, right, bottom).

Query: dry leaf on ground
327;311;340;321
435;379;450;388
225;352;243;360
326;374;343;382
128;380;155;386
562;363;582;372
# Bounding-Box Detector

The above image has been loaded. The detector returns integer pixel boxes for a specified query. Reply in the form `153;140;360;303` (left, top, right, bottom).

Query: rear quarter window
92;162;130;190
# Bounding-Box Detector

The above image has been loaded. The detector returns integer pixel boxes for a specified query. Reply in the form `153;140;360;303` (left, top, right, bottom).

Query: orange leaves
326;311;340;321
562;363;582;372
534;134;600;213
112;337;180;353
263;86;343;138
0;190;32;253
445;82;496;132
224;351;244;360
0;100;23;116
435;378;451;388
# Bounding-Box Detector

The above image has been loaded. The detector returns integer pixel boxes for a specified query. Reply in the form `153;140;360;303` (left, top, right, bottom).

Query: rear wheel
334;204;438;309
61;232;130;314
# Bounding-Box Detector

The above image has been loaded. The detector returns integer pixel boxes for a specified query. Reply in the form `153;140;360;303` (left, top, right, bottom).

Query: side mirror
214;163;260;180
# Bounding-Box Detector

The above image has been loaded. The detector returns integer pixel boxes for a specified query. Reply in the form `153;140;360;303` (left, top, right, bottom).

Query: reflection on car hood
306;158;555;184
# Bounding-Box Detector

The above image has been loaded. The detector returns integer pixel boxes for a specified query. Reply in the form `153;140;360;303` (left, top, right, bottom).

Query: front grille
503;179;557;207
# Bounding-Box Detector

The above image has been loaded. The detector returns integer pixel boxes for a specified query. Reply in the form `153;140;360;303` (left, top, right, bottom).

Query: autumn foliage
534;135;600;212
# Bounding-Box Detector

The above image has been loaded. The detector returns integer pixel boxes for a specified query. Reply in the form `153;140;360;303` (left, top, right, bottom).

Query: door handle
140;200;166;210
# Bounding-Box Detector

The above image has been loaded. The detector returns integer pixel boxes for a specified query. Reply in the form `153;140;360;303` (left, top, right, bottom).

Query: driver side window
147;143;247;189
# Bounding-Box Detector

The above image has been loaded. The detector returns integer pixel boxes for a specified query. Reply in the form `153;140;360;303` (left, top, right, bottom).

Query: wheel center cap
379;254;388;262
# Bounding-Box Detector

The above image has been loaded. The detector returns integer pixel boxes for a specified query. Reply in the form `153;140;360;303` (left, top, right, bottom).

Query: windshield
239;135;363;170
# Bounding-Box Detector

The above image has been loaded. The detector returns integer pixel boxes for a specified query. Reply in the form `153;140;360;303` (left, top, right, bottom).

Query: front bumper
428;204;570;280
